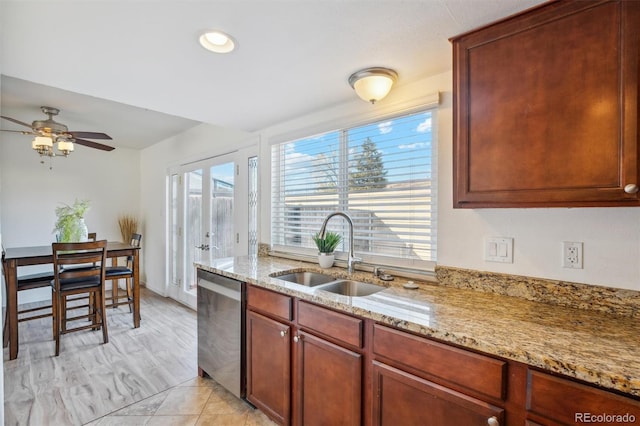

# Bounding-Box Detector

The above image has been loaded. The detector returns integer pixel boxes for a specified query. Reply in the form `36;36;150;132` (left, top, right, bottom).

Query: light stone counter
195;255;640;398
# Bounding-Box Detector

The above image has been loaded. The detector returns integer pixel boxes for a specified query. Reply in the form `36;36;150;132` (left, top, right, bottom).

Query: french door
168;149;257;308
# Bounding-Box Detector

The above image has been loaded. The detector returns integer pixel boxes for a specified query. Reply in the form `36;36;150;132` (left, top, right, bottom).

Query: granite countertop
195;255;640;397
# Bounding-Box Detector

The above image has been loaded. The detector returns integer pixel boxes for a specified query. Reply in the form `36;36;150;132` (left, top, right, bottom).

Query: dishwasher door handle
197;279;241;301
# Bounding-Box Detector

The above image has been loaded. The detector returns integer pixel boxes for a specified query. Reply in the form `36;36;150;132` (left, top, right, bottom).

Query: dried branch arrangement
118;214;139;243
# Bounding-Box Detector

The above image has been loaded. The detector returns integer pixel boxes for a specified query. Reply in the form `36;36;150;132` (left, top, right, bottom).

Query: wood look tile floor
4;288;275;426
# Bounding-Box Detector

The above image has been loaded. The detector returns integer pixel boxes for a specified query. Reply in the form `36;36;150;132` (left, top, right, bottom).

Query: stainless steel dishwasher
197;269;246;399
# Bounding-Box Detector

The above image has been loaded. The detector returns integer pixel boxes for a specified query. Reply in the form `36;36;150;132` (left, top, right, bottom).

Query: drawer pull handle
487;416;499;426
624;184;639;194
280;330;288;337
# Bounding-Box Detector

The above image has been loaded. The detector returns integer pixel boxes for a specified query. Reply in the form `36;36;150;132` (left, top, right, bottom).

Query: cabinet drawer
373;361;503;426
373;324;506;401
527;370;640;425
298;301;363;348
247;285;293;321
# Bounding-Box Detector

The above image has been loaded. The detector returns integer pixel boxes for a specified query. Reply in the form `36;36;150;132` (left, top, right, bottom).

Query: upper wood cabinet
451;0;640;207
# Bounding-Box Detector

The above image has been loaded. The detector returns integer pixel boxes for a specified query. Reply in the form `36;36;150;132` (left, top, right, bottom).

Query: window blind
271;110;437;270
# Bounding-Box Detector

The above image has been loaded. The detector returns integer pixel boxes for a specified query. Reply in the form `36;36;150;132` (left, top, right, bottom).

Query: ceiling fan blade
0;129;35;135
1;115;33;129
68;131;112;140
73;138;115;151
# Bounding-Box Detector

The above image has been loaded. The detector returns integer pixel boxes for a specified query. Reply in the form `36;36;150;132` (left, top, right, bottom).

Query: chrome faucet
318;211;362;274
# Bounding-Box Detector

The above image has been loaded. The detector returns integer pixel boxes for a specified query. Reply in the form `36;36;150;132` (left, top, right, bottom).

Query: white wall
0;57;5;425
139;123;252;296
0;132;141;303
258;71;640;291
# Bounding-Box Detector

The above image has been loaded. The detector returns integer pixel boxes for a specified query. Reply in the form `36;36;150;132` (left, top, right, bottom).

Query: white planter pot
317;253;335;268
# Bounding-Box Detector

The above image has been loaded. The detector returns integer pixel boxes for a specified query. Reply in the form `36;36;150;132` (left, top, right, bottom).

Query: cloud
399;142;427;149
378;121;393;134
417;117;432;133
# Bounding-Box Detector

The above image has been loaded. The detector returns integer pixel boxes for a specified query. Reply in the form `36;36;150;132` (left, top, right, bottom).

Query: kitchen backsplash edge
435;266;640;318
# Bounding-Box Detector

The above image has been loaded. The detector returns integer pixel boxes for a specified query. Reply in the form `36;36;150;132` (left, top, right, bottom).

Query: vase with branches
118;214;139;243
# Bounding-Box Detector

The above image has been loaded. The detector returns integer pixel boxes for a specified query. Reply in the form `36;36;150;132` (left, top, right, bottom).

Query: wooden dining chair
59;232;98;322
51;240;108;356
105;233;141;313
1;245;55;347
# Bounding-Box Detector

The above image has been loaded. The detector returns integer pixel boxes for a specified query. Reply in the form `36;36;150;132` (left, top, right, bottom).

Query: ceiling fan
0;106;115;157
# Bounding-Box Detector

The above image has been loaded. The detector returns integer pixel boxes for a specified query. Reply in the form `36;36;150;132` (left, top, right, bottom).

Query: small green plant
53;199;90;242
312;231;342;253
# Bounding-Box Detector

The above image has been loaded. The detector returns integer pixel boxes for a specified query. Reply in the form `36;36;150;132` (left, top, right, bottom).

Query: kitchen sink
271;271;336;287
316;280;385;297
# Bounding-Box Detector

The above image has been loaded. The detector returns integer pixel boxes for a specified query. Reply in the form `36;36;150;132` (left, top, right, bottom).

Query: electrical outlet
562;241;583;269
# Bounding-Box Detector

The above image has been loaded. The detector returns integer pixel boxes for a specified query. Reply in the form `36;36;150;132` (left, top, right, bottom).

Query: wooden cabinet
294;330;362;426
372;324;506;426
247;285;640;425
246;286;294;424
372;362;503;426
246;307;292;424
246;286;364;426
451;0;640;207
526;369;640;425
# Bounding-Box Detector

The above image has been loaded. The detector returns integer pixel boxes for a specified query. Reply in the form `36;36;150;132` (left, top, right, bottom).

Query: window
271;110;437;271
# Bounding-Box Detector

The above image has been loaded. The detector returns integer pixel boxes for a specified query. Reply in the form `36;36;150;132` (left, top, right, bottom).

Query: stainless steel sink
316;280;385;297
271;271;336;287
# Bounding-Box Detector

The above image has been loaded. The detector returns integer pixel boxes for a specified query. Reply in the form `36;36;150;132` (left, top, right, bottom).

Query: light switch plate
485;237;513;263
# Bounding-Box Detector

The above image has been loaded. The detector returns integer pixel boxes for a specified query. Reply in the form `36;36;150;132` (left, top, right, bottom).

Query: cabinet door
372;361;503;426
452;0;640;207
246;310;291;425
527;370;640;426
294;331;362;426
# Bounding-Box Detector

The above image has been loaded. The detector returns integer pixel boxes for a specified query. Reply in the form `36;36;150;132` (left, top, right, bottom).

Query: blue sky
280;110;433;190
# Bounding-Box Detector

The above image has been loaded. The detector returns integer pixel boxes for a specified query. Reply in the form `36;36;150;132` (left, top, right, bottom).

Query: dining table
2;241;141;360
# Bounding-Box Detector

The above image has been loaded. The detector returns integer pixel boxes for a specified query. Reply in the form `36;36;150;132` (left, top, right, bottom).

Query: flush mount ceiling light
199;30;236;53
348;67;398;104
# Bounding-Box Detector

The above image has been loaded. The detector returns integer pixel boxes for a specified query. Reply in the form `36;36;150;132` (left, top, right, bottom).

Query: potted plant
54;199;91;242
312;231;342;268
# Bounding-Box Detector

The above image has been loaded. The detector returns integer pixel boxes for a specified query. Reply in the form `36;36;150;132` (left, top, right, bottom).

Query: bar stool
51;240;109;356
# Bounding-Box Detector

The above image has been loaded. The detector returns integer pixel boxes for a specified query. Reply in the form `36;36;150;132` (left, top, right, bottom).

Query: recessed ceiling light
199;30;236;53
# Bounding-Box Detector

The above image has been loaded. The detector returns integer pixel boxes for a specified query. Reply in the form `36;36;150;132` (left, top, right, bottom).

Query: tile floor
85;376;276;426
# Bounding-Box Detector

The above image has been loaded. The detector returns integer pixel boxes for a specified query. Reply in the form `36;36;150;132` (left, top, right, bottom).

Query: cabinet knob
624;184;639;194
293;335;301;343
280;329;288;337
487;416;499;426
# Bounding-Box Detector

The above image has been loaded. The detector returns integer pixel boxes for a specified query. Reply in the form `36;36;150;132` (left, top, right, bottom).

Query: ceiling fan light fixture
348;67;398;104
32;136;54;157
199;30;236;53
32;136;52;148
57;139;74;156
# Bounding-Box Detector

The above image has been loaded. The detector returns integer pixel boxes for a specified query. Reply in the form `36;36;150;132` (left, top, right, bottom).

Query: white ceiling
1;0;546;151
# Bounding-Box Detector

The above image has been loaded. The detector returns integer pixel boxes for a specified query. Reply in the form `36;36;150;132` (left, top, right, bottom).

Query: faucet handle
374;267;394;281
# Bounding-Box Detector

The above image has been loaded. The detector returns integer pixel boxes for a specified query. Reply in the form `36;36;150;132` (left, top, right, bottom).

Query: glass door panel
168;147;257;309
186;169;204;297
169;156;237;309
208;163;235;263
